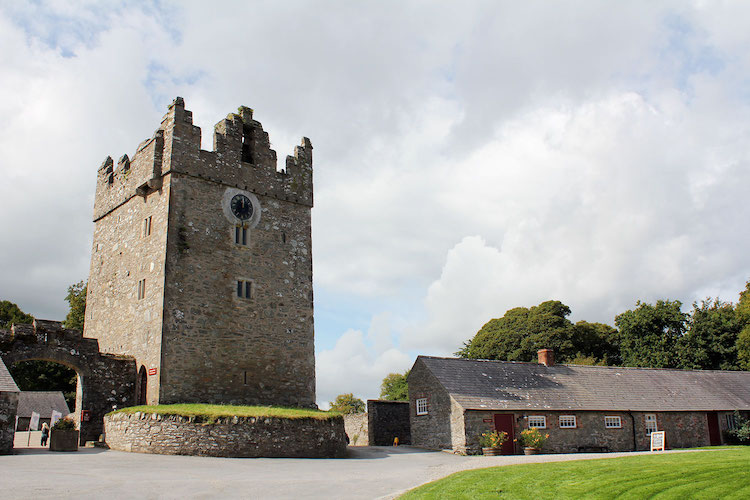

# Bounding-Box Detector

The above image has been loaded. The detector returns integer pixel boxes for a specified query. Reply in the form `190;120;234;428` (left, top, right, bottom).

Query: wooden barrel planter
523;447;540;455
482;447;502;456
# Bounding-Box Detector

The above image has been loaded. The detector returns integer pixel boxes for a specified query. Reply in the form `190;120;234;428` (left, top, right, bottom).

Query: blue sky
1;1;749;407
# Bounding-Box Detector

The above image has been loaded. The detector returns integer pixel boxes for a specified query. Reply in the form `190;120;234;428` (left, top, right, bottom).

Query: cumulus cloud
1;2;750;403
316;313;411;408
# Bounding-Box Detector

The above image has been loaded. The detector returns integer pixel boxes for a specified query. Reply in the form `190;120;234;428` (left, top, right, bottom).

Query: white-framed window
416;398;428;416
234;225;248;246
528;415;546;429
604;416;622;429
645;414;658;435
725;413;739;431
559;415;577;428
236;279;253;299
143;216;152;237
137;279;146;300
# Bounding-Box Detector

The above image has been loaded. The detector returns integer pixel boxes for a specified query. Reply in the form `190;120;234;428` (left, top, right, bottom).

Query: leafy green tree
457;300;614;363
734;281;750;370
572;321;621;365
380;370;410;400
63;281;87;331
615;300;687;368
0;300;34;329
329;393;365;414
678;299;742;370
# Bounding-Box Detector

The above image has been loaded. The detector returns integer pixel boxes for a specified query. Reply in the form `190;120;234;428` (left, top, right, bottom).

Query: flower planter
482;447;502;456
50;430;79;452
523;447;540;455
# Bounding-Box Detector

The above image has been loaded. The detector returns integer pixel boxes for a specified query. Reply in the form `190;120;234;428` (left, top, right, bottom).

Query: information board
650;431;665;451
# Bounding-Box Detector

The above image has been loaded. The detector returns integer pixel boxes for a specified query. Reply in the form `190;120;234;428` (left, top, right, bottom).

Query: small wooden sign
483;418;493;423
650;431;665;451
148;367;157;376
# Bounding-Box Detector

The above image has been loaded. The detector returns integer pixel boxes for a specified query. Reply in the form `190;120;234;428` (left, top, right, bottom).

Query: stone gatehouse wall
104;411;347;458
367;400;410;446
0;392;18;455
343;413;368;446
1;320;136;444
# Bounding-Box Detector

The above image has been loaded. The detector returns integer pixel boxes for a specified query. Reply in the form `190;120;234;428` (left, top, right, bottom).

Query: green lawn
108;403;338;420
401;447;750;499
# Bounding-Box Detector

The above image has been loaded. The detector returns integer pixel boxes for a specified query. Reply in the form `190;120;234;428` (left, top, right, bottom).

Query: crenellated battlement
93;97;313;221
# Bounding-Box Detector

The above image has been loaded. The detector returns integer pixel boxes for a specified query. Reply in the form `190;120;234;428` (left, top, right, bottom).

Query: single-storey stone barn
15;391;71;431
408;349;750;455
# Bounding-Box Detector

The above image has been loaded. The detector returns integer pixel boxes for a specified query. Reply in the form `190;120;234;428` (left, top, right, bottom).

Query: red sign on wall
81;410;91;422
483;418;493;423
148;368;157;376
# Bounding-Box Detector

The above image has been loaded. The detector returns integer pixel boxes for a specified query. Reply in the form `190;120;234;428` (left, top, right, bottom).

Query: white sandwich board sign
650;431;665;451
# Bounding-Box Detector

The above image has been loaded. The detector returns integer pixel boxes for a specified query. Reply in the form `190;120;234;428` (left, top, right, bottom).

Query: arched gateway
0;319;136;444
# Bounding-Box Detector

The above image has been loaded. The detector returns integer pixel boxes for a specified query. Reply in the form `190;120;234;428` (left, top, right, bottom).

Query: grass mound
401;446;750;499
109;403;338;420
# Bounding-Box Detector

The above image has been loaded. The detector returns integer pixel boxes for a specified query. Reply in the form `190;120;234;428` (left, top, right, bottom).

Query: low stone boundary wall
104;412;347;458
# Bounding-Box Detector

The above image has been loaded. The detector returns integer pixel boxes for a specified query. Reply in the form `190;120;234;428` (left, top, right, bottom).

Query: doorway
707;412;721;446
493;413;516;455
137;366;147;405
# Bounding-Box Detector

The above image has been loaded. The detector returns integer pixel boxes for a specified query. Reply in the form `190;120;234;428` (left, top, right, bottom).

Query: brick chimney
537;349;554;366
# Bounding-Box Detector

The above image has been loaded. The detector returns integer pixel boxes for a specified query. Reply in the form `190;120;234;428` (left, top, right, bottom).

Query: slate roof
417;356;750;412
16;391;71;418
0;358;19;392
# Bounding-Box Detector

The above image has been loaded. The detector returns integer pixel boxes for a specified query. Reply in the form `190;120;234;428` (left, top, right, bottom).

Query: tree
677;299;742;370
615;300;687;368
380;370;410;400
735;281;750;370
572;321;621;365
329;393;365;414
0;300;34;329
457;300;614;364
63;280;87;331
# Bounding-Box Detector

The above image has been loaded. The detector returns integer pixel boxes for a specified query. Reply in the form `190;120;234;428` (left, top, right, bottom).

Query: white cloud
316;315;412;409
1;2;750;404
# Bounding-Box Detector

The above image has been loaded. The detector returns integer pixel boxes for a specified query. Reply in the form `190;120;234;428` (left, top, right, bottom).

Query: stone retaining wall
104;411;347;458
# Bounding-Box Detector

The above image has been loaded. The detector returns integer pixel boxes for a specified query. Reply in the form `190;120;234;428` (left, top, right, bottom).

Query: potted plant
49;417;79;452
479;430;508;456
519;427;548;455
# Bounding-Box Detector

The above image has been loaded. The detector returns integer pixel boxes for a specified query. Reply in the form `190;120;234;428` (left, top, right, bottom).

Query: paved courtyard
1;434;692;499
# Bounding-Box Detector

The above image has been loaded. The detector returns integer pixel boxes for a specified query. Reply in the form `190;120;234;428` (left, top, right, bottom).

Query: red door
493;414;516;455
707;412;721;446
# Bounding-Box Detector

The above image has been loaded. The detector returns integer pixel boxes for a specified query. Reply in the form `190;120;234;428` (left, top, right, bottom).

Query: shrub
479;430;508;449
52;417;77;431
519;427;549;449
724;411;750;445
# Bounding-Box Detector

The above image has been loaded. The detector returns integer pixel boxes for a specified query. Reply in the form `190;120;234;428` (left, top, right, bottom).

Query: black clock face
230;194;253;220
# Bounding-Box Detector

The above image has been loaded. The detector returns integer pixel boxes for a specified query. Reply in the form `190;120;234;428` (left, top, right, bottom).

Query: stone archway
0;320;136;444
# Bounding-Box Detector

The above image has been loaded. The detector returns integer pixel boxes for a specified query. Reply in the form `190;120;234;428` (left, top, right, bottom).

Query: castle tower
83;98;315;407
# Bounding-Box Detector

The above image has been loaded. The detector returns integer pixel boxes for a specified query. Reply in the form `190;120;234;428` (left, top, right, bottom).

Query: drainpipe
628;411;637;451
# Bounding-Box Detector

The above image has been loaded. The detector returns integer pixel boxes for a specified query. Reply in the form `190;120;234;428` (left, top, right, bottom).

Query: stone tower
84;97;315;408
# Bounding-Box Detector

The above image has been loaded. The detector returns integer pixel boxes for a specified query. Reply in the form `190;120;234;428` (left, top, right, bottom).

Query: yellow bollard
393;437;399;446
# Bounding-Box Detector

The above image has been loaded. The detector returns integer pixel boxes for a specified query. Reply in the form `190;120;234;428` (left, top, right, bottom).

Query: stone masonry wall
104;411;346;458
408;359;454;450
343;413;368;446
0;392;18;454
367;400;410;446
462;409;715;455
